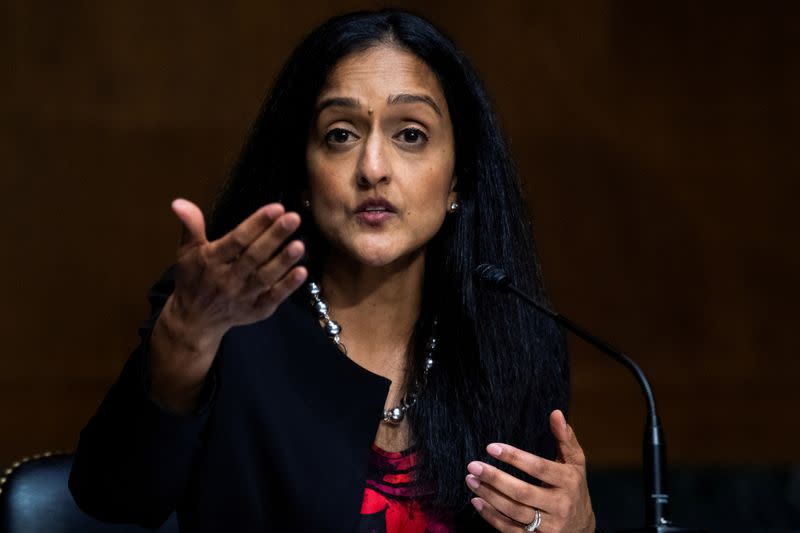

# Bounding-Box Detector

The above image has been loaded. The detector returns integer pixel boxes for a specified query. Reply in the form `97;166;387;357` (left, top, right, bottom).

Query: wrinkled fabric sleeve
69;269;216;530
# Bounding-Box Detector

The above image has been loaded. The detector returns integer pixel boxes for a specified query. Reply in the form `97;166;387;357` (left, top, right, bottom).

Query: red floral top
358;444;455;533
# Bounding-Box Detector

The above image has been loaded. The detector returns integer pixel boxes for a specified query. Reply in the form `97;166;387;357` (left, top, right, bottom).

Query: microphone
474;264;705;533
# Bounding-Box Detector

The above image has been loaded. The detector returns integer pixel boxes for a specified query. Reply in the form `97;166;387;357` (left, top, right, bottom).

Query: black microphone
474;263;706;533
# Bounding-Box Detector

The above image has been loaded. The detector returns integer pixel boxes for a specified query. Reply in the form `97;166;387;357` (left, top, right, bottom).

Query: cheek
306;164;354;248
307;161;344;207
306;144;362;201
409;177;452;234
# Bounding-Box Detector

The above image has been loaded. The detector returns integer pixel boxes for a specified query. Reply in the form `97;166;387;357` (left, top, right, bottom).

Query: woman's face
305;45;456;269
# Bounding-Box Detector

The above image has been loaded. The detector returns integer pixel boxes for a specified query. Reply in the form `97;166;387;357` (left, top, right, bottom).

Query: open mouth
356;198;397;226
356;197;397;213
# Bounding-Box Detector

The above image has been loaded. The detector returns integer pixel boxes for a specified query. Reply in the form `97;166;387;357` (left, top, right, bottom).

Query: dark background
2;0;797;485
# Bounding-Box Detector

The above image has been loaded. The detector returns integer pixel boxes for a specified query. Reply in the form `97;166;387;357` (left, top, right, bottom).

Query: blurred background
2;1;798;530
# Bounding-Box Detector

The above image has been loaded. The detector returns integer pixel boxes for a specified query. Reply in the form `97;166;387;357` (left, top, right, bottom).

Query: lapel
262;297;392;530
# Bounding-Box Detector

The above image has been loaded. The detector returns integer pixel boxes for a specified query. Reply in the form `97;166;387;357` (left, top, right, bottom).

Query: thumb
171;198;207;248
550;409;586;467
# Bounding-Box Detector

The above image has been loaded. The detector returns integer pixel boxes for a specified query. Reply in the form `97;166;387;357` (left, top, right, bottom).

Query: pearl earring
303;199;311;209
448;200;460;213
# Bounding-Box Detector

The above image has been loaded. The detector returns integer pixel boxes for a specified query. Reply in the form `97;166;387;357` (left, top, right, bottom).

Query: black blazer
69;274;495;532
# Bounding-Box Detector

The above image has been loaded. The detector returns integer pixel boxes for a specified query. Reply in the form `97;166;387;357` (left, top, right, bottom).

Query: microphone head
474;263;512;289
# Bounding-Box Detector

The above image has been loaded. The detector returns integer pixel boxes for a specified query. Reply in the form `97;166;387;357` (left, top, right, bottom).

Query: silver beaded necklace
307;281;436;425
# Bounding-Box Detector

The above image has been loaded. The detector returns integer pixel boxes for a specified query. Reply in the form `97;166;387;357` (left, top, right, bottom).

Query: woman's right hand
148;198;308;414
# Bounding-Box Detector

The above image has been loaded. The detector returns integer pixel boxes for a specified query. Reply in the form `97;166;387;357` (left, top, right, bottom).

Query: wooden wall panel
2;1;798;468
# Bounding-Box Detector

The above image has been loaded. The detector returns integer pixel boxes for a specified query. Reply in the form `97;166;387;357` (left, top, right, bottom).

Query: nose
357;132;390;188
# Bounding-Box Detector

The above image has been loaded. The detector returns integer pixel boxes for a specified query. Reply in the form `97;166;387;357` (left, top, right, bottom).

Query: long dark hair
208;10;568;512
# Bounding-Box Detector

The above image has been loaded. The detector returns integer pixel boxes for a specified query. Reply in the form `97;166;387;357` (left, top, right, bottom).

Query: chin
352;249;404;268
345;242;422;269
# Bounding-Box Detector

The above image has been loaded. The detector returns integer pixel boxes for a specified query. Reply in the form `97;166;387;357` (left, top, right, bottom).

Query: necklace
307;281;436;425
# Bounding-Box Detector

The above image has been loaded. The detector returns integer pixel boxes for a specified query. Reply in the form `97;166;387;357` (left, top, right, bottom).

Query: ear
447;174;458;204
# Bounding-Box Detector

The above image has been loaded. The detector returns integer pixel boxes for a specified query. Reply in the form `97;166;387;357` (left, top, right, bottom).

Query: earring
448;200;460;213
303;199;311;209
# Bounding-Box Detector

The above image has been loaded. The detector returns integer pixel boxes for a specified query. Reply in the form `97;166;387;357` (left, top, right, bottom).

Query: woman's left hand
466;409;596;532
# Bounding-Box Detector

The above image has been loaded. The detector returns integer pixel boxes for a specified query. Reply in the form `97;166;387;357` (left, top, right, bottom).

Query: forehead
318;45;447;108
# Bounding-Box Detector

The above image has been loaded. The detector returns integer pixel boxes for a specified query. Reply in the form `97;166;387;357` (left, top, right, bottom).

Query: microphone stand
475;264;706;533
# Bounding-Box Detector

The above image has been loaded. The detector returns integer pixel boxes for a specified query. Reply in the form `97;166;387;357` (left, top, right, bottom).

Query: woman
70;10;596;533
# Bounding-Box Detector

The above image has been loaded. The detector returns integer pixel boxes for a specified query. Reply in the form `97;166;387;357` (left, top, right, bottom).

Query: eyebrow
315;93;443;117
387;93;442;116
316;96;360;114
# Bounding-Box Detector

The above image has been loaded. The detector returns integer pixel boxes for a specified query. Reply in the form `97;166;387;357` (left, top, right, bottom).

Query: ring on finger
524;508;542;532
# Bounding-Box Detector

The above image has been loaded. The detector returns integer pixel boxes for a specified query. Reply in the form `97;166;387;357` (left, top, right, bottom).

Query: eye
325;128;358;145
396;127;428;146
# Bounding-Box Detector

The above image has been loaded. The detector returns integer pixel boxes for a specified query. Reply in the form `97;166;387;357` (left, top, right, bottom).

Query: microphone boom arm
504;283;659;427
474;264;705;532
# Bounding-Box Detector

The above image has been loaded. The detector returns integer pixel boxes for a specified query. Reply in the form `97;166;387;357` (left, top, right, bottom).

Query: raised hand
466;410;595;532
148;199;308;414
168;198;307;335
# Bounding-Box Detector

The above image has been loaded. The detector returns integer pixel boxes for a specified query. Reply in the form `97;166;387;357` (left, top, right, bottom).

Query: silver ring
524;508;542;531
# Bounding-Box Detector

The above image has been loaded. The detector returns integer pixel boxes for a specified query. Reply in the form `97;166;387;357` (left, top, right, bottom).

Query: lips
356;197;397;214
355;197;397;226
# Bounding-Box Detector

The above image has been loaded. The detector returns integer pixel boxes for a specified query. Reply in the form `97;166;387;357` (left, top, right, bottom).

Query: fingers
550;410;586;466
245;239;305;292
485;442;563;487
470;498;527;533
466;472;541;525
233;211;301;276
172;199;208;248
472;427;594;532
210;203;286;262
466;461;555;517
252;265;308;316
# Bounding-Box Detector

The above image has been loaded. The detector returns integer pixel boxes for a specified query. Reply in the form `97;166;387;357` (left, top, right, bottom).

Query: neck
319;249;425;375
